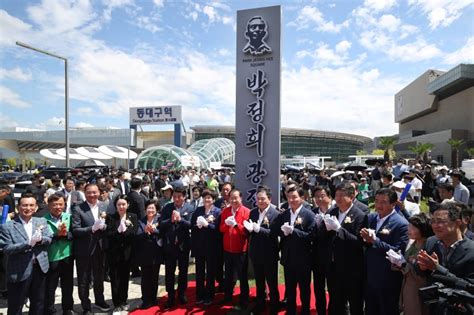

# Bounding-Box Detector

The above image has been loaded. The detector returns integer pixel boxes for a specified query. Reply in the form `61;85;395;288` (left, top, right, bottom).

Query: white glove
253;222;260;233
281;222;293;236
198;216;208;228
386;249;406;267
324;216;341;231
243;220;254;232
99;221;107;231
92;219;102;233
315;213;324;225
367;228;377;241
196;219;203;229
225;215;237;227
117;221;127;233
30;231;42;246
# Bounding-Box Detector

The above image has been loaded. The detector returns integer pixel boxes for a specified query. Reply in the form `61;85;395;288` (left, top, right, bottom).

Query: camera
419;273;474;314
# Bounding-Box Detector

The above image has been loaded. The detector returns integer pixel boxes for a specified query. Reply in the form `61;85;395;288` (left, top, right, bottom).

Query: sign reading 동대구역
129;105;182;125
235;6;281;208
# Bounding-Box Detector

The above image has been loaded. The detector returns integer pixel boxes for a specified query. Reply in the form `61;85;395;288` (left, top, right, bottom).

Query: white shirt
376;209;396;232
19;217;33;242
290;204;303;226
87;201;99;221
338;204;353;225
258;205;270;224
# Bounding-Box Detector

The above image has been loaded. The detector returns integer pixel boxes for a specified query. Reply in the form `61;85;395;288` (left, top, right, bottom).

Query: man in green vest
44;193;75;315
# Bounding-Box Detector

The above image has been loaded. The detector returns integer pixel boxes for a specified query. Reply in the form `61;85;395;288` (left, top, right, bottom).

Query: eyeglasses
431;219;450;225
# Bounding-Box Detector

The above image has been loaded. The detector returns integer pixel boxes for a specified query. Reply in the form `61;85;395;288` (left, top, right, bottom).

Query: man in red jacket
219;189;250;310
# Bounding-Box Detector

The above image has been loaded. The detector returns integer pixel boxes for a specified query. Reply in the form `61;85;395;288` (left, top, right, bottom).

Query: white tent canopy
39;149;65;160
98;145;137;159
76;147;112;160
56;148;89;160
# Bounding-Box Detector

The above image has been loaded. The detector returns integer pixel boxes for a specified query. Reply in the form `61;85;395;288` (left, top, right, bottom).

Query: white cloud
363;0;397;12
282;65;404;136
408;0;473;29
203;5;218;23
135;15;162;33
75;122;94;128
185;1;233;26
217;48;231;56
153;0;164;8
76;107;94;114
296;41;353;67
335;40;351;53
70;47;235;121
26;0;97;35
33;116;65;130
0;10;33;47
0;86;30;108
290;5;349;33
0;113;19;129
0;67;32;81
444;37;474;65
378;14;401;32
360;31;442;61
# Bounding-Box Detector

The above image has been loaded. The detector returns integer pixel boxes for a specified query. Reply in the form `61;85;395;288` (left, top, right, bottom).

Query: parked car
39;167;77;179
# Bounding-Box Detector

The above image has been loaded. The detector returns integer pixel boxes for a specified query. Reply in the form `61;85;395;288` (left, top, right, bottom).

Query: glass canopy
135;138;235;170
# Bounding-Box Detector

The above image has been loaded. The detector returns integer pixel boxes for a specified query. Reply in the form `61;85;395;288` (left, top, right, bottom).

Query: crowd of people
0;159;473;315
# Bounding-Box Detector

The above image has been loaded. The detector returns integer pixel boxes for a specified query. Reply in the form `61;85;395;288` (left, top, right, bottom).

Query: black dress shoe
218;296;232;305
250;303;265;314
165;298;175;309
94;301;111;312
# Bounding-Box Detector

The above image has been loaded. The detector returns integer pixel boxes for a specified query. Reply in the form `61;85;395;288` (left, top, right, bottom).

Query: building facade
394;64;474;166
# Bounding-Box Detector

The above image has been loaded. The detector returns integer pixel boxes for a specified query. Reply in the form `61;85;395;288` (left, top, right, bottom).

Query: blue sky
0;0;472;138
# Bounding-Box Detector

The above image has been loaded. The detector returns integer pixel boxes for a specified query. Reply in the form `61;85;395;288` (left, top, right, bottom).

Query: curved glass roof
188;138;235;169
135;138;235;170
135;144;192;170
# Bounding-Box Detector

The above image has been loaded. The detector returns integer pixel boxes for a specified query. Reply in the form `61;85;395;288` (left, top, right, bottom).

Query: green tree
379;136;396;161
409;143;434;162
466;147;474;159
5;158;16;169
447;139;465;169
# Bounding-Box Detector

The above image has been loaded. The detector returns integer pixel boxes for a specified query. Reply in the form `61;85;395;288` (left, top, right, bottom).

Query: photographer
417;202;474;314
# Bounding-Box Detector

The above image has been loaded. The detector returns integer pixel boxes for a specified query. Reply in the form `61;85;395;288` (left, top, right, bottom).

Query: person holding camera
417;202;474;313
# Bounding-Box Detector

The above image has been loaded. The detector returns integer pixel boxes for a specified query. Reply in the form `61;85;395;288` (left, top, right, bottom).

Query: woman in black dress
106;194;138;312
135;199;164;309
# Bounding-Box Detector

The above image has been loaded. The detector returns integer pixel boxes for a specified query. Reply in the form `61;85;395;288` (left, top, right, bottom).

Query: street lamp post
16;41;70;167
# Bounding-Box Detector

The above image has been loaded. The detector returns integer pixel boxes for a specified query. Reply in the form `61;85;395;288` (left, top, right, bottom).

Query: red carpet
131;281;328;314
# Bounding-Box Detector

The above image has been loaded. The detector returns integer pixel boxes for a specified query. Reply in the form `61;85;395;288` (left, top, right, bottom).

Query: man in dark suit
159;186;195;308
311;185;334;315
323;183;366;315
71;183;111;314
117;172;130;195
0;193;52;315
417;201;474;314
245;186;280;315
272;185;315;315
127;177;147;220
360;188;408;315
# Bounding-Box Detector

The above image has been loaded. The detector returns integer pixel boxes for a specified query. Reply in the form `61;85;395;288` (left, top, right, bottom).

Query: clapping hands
225;215;237;227
281;222;294;236
196;216;208;229
323;215;341;231
29;229;42;247
386;249;406;267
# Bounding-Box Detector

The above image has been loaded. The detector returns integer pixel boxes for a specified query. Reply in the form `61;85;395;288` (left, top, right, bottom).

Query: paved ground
0;263;169;315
